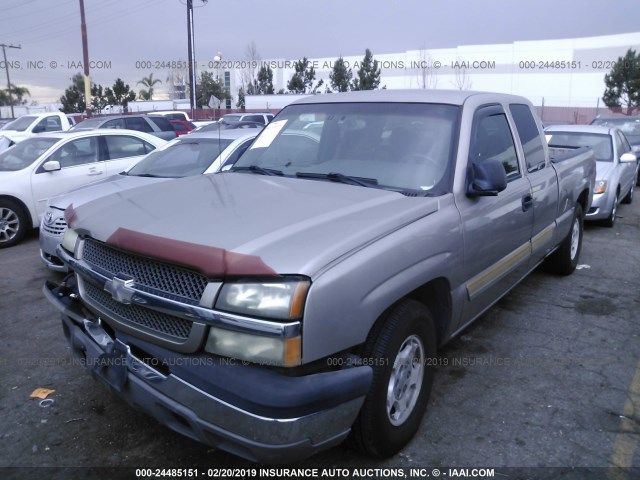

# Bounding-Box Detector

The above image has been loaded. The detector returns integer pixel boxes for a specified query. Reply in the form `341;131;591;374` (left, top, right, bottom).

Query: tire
350;299;437;458
546;203;583;275
602;192;618;228
622;179;635;204
0;199;28;248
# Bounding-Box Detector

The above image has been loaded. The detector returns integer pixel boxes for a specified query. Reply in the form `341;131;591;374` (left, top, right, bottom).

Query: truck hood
69;173;441;278
49;173;171;210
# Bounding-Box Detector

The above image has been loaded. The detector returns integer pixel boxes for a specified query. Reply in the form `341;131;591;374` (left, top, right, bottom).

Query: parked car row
39;129;259;269
545;124;638;227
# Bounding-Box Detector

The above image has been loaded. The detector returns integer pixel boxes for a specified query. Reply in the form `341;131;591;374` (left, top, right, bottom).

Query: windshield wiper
128;173;169;178
232;165;284;176
295;171;378;188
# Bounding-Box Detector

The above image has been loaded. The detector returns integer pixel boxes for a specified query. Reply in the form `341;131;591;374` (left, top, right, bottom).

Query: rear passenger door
458;104;534;322
103;134;158;174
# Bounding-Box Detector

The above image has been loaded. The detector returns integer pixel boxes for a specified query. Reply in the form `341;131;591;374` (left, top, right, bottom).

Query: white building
233;32;640;113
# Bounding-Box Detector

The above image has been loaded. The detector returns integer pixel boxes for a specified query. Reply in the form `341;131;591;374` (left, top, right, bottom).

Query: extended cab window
472;108;520;179
509;104;546;172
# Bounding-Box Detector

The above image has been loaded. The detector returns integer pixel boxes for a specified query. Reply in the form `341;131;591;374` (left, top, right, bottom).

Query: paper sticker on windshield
250;119;287;149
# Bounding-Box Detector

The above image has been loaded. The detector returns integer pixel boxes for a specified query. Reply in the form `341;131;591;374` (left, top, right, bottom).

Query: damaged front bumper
44;279;372;463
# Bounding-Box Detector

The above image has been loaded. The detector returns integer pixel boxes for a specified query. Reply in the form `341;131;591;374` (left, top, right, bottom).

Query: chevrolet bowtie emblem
104;274;136;304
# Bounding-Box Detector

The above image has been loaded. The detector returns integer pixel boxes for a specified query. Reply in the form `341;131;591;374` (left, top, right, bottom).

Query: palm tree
1;84;30;105
137;73;162;100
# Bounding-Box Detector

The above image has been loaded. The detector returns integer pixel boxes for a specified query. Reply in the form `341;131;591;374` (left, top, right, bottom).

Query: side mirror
32;125;45;134
620;152;637;163
466;159;508;197
42;160;61;172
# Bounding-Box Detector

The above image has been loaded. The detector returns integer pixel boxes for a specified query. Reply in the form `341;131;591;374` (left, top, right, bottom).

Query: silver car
546;124;638;227
40;129;258;270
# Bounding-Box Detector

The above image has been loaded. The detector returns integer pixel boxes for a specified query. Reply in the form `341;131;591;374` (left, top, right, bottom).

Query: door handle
522;194;533;212
87;170;103;176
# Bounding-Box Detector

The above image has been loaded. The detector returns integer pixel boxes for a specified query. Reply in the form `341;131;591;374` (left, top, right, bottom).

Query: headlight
205;328;301;367
215;279;309;320
61;228;79;253
594;180;607;194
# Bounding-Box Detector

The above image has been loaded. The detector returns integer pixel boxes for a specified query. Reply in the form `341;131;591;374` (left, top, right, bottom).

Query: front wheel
622;179;635;204
546;202;583;275
603;192;618;228
0;200;28;248
350;299;436;458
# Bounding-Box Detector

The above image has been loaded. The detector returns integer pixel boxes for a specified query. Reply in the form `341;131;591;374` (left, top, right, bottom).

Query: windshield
547;131;613;162
233;102;459;194
127;138;233;177
0;137;59;171
3;116;38;132
592;117;640;145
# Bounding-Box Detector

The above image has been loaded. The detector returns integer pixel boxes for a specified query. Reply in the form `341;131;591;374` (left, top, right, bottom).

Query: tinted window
105;135;155;160
37;116;62;132
50;137;99;167
102;118;126;129
125;117;153;132
243;115;266;124
473;111;520;179
4;116;38;131
509;104;545;172
616;130;631;154
147;116;175;132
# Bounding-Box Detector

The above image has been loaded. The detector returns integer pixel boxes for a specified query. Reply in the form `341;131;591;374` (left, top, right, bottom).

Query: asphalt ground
1;198;639;480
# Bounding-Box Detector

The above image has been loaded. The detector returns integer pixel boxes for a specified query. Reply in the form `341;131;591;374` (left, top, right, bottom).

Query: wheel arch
0;195;34;227
365;277;452;350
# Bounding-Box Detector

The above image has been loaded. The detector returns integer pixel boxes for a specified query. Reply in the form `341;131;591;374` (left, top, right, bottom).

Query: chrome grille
82;238;208;303
84;281;192;340
41;218;67;236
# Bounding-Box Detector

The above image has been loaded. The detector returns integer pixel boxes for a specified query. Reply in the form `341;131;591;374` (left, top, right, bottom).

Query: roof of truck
290;89;528;106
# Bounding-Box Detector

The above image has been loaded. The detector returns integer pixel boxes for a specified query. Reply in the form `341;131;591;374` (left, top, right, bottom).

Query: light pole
0;43;21;118
186;0;196;118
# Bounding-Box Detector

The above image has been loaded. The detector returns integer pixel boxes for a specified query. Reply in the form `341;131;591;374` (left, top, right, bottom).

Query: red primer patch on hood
106;228;278;278
64;204;77;228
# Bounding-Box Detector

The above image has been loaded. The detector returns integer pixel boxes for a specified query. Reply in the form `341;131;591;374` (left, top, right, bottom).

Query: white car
0;129;167;248
40;129;258;270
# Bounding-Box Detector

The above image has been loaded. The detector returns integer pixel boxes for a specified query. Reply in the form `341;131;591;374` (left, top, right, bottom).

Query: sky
1;0;639;104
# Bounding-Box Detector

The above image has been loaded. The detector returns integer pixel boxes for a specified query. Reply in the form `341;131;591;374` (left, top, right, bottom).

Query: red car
170;119;196;136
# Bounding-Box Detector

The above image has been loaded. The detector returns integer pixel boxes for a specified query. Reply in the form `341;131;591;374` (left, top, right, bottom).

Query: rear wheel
0;200;28;248
546;202;583;275
350;299;436;458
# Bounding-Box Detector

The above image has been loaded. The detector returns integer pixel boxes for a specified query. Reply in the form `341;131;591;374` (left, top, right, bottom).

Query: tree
60;73;86;113
105;78;137;111
603;48;640;115
352;48;381;91
90;84;109;114
287;57;323;94
137;73;162;100
416;46;438;89
0;84;30;106
197;71;230;108
451;58;473;90
236;86;245;109
242;41;261;96
329;56;352;92
254;65;274;94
